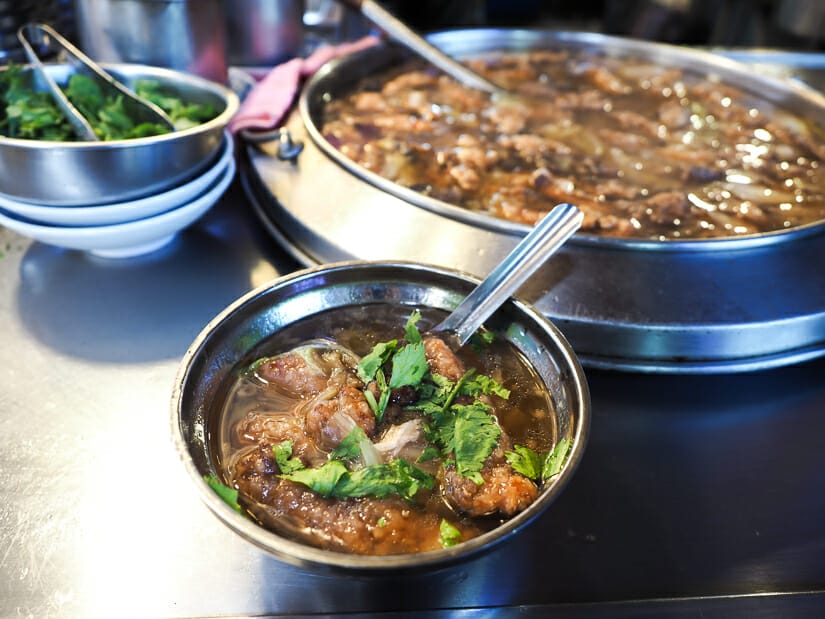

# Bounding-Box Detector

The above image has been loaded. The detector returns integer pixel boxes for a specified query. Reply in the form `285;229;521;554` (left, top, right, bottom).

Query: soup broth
320;48;825;240
210;304;559;555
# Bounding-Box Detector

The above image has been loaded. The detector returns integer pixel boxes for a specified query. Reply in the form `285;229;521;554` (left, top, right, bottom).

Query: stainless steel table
2;176;824;618
3;49;825;617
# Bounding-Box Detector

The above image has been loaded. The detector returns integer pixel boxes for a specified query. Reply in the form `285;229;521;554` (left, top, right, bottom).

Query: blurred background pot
75;0;228;83
224;0;305;67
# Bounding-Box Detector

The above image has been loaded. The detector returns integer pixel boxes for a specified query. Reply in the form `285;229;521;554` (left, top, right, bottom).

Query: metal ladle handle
434;203;583;346
338;0;504;94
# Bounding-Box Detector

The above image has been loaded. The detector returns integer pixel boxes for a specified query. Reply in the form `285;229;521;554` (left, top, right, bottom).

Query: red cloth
229;35;381;134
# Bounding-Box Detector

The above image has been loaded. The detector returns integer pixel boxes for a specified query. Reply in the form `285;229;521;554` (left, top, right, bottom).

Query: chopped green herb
0;65;217;141
505;445;542;481
461;374;510;400
542;438;571;480
439;519;462;548
281;459;349;497
451;402;501;484
377;516;388;528
404;310;423;344
388;341;428;389
416;445;441;463
281;458;434;501
357;340;397;384
204;474;242;514
273;440;305;474
470;330;496;352
333;458;434;500
331;427;369;460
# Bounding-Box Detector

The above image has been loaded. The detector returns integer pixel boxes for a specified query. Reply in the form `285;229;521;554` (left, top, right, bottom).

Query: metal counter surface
1;178;824;618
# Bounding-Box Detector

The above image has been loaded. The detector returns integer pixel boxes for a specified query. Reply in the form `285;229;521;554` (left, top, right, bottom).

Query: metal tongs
16;23;176;141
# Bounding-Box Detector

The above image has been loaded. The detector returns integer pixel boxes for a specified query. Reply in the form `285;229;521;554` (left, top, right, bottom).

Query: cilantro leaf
282;458;434;501
333;458;434;500
542;438;571;481
357;340;397;383
461;374;510;400
470;330;495;352
273;440;305;474
281;460;348;497
439;519;462;548
204;475;242;513
404;310;423;344
505;445;542;481
452;402;501;484
416;445;441;463
389;342;428;389
331;427;368;460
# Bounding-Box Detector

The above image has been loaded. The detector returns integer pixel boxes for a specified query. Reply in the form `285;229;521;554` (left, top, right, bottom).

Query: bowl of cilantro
0;61;239;206
172;260;590;572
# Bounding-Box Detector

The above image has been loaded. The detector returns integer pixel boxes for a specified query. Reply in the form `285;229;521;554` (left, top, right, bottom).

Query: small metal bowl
0;62;239;206
171;261;590;573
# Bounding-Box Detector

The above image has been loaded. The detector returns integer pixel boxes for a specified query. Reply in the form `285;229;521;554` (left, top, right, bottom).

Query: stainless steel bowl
0;62;239;206
171;260;590;572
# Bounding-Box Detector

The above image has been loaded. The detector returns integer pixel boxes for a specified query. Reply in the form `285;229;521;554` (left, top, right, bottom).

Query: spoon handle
435;203;583;346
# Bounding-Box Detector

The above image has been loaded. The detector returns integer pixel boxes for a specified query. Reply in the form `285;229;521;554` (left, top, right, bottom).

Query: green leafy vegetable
503;439;572;482
273;440;305;474
404;310;423;344
439;519;462;548
357;340;397;384
282;460;349;497
389;341;428;389
470;330;495;352
505;445;542;481
331;427;369;460
461;374;510;400
281;458;434;501
542;438;571;480
0;65;217;141
333;458;434;500
416;445;441;463
204;475;242;513
451;403;502;484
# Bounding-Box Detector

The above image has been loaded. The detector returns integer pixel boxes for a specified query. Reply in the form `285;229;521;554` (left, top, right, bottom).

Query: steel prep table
2;52;825;618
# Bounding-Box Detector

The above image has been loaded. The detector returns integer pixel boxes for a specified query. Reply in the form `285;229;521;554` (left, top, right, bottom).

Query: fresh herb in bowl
0;64;217;141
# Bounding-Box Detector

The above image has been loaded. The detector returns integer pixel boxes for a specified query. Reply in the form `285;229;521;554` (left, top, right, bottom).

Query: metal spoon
433;202;583;346
338;0;505;95
17;23;176;141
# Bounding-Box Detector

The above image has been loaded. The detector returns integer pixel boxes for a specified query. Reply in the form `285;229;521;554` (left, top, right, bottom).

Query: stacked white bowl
0;130;235;259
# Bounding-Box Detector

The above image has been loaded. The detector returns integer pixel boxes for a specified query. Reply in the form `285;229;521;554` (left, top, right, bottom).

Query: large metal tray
240;30;825;374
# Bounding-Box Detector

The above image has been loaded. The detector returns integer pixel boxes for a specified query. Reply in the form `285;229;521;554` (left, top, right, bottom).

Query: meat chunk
255;353;328;396
305;384;376;450
423;336;465;381
442;446;539;517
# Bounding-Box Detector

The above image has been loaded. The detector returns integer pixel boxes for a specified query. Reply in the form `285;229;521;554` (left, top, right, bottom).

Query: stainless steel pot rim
172;259;591;571
301;29;825;252
0;62;240;148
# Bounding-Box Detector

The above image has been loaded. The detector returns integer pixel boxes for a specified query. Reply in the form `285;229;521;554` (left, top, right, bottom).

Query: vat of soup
171;260;590;572
240;29;825;372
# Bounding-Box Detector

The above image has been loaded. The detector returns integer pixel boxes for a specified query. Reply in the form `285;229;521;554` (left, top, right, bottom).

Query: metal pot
239;29;825;373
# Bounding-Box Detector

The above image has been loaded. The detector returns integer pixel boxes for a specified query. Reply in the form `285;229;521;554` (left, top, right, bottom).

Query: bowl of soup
171;260;590;572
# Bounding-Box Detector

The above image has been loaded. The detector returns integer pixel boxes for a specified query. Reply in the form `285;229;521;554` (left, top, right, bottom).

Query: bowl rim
170;259;591;572
0;62;240;148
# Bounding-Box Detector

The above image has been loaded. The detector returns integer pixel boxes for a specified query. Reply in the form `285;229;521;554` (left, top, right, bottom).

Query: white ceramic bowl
0;155;236;258
0;132;234;226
